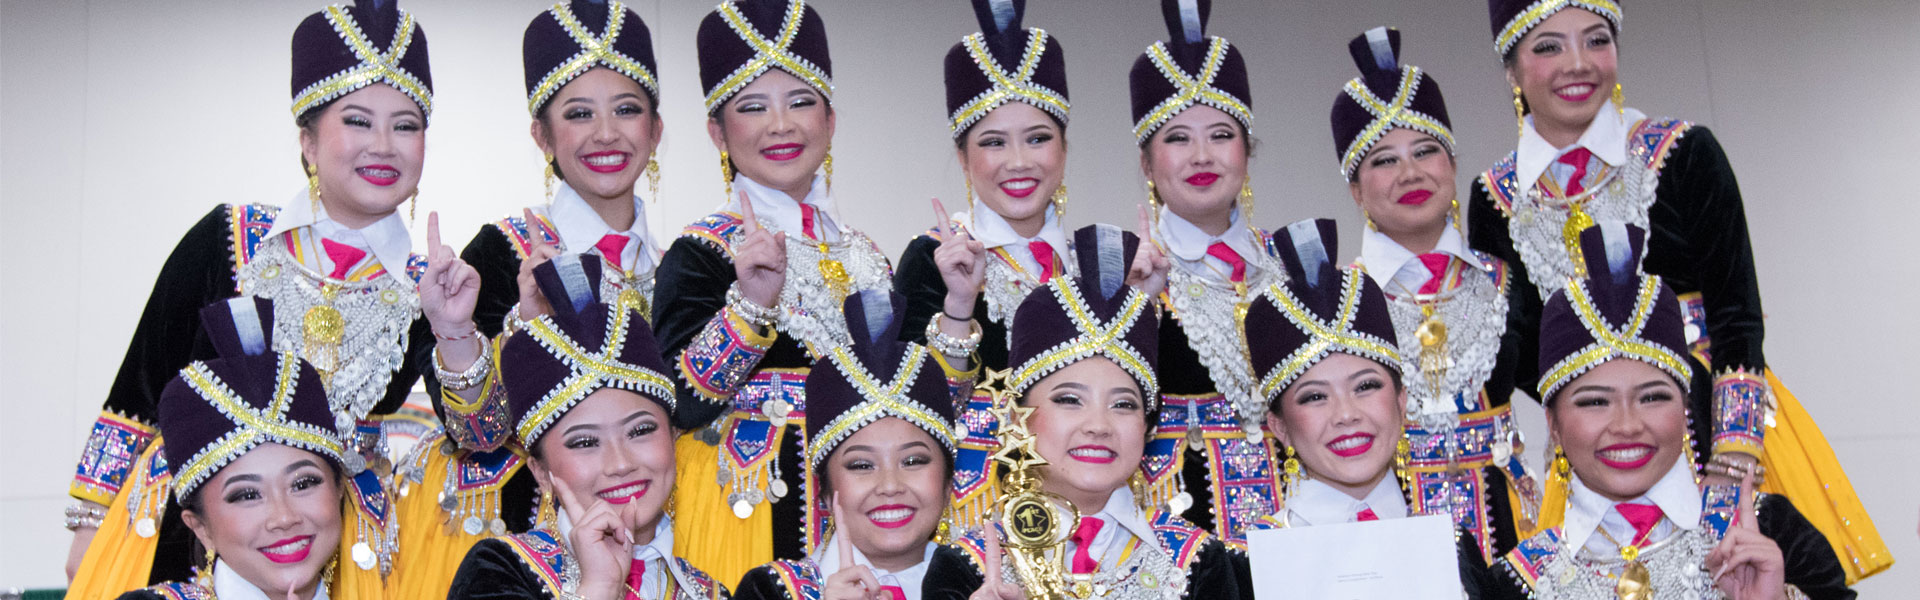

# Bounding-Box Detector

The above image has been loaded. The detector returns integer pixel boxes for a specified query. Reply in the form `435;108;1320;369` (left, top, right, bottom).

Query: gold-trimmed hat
803;290;958;471
1536;221;1692;402
290;0;433;121
158;297;346;503
944;0;1070;138
522;0;659;116
1245;219;1402;405
1128;0;1253;146
1330;27;1455;181
501;254;676;448
695;0;833;115
1488;0;1621;58
1007;224;1161;404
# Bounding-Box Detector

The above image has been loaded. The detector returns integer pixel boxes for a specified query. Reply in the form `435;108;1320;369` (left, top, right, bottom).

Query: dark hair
178;456;346;568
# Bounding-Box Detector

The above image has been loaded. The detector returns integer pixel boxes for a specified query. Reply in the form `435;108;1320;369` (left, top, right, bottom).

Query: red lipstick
999;177;1039;199
596;480;650;505
1397;190;1434;206
1595;443;1655;470
1326;433;1375;458
356;165;400;186
259;535;313;564
761;143;804;162
581;151;630;174
1185;172;1220;187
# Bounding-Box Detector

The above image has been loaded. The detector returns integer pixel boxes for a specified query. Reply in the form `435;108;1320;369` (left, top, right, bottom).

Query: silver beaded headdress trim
804;344;955;470
1494;0;1622;57
1254;269;1403;402
1338;65;1456;181
515;304;676;446
703;0;833;113
527;1;658;115
1537;275;1693;401
1132;37;1253;145
171;355;346;503
291;5;432;120
1009;280;1159;405
949;29;1069;137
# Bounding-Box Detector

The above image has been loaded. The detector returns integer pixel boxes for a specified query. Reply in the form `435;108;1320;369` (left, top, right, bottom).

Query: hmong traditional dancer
392;2;669;594
892;0;1076;535
1469;0;1888;580
1327;26;1534;560
655;0;899;582
117;298;377;600
734;290;988;600
1126;0;1283;546
1477;222;1852;599
68;2;490;596
447;255;727;600
974;224;1241;600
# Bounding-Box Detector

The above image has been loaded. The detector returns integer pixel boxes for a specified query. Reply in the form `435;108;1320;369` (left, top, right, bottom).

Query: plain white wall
3;0;1913;592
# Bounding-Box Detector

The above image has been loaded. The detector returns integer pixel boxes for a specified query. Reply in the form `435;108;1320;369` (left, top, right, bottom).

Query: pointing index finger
932;197;952;240
836;493;855;568
427;210;442;250
1737;470;1757;529
549;473;586;521
738;191;760;234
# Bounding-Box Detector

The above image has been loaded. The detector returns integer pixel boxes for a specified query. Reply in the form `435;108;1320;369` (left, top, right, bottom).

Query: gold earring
1239;175;1254;223
307;163;322;215
1393;434;1414;491
1128;471;1151;512
536;486;557;530
1051;182;1068;220
645;157;661;201
1145;180;1160;212
542;153;557;203
1363;209;1378;231
964;178;976;217
407;189;418;226
1512;85;1527;138
719;150;734;201
1611;82;1625;115
1450;197;1464;234
822;145;834;193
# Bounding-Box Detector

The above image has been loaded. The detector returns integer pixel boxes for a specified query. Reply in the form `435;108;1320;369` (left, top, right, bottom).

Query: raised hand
1125;204;1172;299
420;211;482;337
823;493;885;600
968;525;1026;600
733;192;789;310
516;208;561;321
931;197;987;326
553;475;632;600
1706;472;1787;600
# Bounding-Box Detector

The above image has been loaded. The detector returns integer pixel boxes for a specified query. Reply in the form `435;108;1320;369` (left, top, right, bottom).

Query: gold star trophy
982;369;1086;599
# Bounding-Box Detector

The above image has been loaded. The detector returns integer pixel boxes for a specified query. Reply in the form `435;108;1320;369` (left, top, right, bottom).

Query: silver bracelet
924;316;982;357
727;284;781;328
64;504;104;531
434;334;493;391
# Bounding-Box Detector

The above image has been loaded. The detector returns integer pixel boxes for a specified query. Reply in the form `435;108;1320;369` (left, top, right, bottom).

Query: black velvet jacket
732;545;984;600
448;535;731;600
894;234;1011;370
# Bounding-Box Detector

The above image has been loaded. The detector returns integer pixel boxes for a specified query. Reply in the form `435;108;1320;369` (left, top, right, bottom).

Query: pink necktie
624;557;646;600
1205;242;1247;283
1069;516;1104;574
1356;507;1380;522
800;204;819;240
1028;240;1059;281
1615;503;1664;547
1415;252;1451;294
1557;147;1595;196
596;233;632;272
878;585;906;600
320;238;366;280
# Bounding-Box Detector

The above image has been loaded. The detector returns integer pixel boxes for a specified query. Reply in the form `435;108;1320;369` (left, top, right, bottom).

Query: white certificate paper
1246;514;1462;600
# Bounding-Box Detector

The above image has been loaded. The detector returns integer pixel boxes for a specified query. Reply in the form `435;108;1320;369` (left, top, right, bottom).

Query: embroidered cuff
931;350;980;409
678;308;776;402
438;353;512;452
70;411;157;505
1711;369;1769;458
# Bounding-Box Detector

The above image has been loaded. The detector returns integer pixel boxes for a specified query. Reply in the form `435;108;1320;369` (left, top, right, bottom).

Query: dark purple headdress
1487;0;1622;58
803;290;958;471
1007;224;1161;405
1245;219;1401;405
695;0;833;115
501;254;675;448
523;0;659;116
1536;221;1691;402
290;0;433;121
944;0;1070;138
1329;27;1455;181
1128;0;1253;145
158;297;345;503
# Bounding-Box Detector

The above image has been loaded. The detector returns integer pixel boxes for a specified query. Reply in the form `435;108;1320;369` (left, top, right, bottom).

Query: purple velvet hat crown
158;297;345;503
1329;27;1454;181
696;0;833;114
1128;0;1253;145
1244;219;1401;404
501;254;676;448
290;0;433;121
1007;224;1161;404
523;0;659;116
944;0;1070;138
803;290;958;471
1487;0;1622;58
1536;221;1692;402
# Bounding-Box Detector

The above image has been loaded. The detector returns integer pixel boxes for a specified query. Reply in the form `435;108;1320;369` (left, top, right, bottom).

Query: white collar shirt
265;189;414;284
1285;475;1410;527
725;173;841;242
1516;100;1646;191
1563;455;1702;556
213;558;331;600
962;201;1068;277
1155;207;1264;284
1357;221;1484;296
544;181;663;275
811;534;939;600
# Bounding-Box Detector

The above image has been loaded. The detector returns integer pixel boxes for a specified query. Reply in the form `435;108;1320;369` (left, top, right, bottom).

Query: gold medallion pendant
1414;304;1450;395
1615;557;1652;600
304;283;346;380
817;242;851;299
1562;203;1595;279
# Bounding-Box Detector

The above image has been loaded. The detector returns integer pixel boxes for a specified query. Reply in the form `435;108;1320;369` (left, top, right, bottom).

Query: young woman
447;255;727;600
392;2;667;594
118;297;373;600
1328;27;1533;560
654;0;896;582
1127;0;1279;546
1238;219;1489;593
1468;0;1887;580
735;290;987;600
892;0;1074;534
975;224;1239;600
1479;223;1852;599
68;2;488;595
